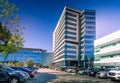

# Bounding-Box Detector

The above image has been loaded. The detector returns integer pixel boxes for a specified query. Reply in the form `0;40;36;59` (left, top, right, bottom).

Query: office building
43;52;52;66
53;7;96;67
0;48;51;65
94;30;120;68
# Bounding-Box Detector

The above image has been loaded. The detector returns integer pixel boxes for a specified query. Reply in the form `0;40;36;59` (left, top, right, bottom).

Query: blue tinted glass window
84;40;93;44
85;45;93;49
66;17;77;22
66;21;76;26
65;31;76;35
84;36;95;39
86;21;95;24
85;16;95;21
65;50;76;54
66;26;76;31
65;36;76;40
86;26;95;29
86;31;95;34
66;12;77;17
85;50;94;56
65;55;76;59
85;11;95;16
64;45;76;49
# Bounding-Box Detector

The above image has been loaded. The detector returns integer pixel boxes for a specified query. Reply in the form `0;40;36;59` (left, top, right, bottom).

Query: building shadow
26;72;56;83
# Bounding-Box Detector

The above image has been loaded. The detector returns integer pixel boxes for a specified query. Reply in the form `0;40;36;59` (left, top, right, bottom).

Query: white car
67;68;75;73
107;70;120;81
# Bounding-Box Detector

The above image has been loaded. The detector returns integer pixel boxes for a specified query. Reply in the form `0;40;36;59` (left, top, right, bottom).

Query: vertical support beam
78;14;82;67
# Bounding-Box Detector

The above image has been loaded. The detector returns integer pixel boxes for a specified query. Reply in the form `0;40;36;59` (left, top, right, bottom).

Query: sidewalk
38;68;62;73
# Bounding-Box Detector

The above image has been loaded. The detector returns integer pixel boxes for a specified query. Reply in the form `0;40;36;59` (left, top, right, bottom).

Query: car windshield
0;65;14;72
20;67;32;71
5;66;14;72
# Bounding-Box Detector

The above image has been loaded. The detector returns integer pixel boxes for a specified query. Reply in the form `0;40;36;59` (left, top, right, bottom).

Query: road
25;69;56;83
25;68;120;83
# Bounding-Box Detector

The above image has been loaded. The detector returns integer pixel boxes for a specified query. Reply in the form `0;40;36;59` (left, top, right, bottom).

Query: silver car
96;70;109;78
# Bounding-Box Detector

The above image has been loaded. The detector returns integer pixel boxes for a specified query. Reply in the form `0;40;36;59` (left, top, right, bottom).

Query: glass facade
53;7;96;67
0;48;51;65
43;52;52;66
80;10;96;68
94;30;120;68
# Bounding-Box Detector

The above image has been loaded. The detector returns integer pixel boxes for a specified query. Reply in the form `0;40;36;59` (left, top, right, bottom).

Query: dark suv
0;65;27;83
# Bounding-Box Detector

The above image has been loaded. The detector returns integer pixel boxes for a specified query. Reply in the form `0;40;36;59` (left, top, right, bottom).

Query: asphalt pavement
25;68;120;83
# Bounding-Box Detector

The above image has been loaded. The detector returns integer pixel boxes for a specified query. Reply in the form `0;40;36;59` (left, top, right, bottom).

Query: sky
10;0;120;52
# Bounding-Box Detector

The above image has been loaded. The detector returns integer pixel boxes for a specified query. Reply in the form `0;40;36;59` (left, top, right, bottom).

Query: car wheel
8;77;19;83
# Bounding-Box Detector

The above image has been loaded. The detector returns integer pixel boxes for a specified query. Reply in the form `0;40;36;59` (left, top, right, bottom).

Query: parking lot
25;68;120;83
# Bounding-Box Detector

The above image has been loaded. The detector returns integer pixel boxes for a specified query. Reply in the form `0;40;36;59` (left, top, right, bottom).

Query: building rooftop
21;48;47;52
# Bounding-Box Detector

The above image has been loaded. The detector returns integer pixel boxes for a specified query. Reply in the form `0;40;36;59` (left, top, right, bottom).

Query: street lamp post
88;57;91;68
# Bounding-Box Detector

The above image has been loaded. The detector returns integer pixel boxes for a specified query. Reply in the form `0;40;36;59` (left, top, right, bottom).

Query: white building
94;30;120;68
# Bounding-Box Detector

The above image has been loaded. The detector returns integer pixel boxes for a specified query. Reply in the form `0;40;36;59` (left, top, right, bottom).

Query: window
84;11;95;16
66;26;76;31
65;31;76;35
66;12;77;17
65;55;76;59
86;26;95;29
65;50;76;54
66;16;77;22
64;45;76;49
85;45;93;49
85;40;93;44
85;16;95;21
85;21;95;25
66;21;77;26
84;35;95;39
65;36;76;40
86;31;95;34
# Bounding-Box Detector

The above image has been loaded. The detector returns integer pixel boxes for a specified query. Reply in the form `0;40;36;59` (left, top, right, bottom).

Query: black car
24;67;38;73
80;68;94;75
87;68;100;76
11;67;35;78
0;65;27;83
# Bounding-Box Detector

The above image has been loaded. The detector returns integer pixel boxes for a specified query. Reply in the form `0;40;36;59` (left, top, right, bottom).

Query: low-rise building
43;52;52;66
0;48;51;65
94;30;120;68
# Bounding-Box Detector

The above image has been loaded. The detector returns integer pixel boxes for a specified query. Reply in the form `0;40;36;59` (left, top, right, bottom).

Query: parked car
78;68;88;75
15;70;30;80
60;66;67;71
0;65;27;83
66;67;75;73
87;68;99;76
11;67;35;78
24;67;38;73
54;68;61;71
83;68;94;75
96;69;109;78
107;70;120;81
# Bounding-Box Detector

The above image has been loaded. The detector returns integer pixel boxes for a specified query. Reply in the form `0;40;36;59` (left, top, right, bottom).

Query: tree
2;34;24;63
26;59;34;67
0;0;19;29
37;64;43;68
16;61;24;67
7;61;14;66
0;22;11;44
0;0;25;64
